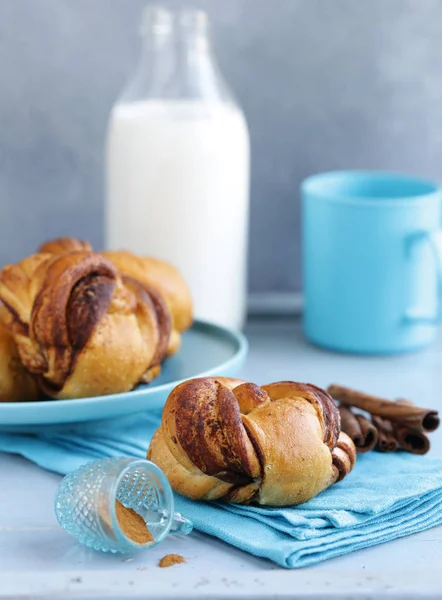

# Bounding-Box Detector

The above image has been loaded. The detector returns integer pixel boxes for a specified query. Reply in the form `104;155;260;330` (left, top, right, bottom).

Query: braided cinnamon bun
36;238;193;356
0;251;171;398
148;377;356;506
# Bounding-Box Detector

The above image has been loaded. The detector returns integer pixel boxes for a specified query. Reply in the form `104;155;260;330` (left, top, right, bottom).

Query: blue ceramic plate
0;320;248;427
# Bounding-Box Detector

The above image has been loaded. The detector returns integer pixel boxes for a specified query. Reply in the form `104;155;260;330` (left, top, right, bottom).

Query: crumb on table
158;554;186;568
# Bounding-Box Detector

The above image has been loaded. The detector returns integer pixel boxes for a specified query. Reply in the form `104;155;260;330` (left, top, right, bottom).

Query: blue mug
301;171;442;354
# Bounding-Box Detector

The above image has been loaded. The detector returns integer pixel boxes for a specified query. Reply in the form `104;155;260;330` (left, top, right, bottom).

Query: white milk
105;100;250;330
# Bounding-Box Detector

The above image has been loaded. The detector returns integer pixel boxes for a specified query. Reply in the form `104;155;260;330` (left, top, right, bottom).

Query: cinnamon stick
354;413;378;453
328;385;439;431
392;422;430;455
339;406;378;453
396;399;439;432
339;406;363;446
371;416;398;452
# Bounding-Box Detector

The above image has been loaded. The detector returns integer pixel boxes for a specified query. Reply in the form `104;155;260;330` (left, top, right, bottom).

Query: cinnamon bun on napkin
148;377;356;506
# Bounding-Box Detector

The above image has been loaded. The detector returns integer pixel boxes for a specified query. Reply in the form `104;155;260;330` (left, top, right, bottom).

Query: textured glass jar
55;457;192;553
106;7;250;330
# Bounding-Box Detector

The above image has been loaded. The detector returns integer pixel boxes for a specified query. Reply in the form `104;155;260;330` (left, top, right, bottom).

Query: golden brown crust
0;251;168;399
38;237;93;254
260;381;340;449
0;321;40;402
103;251;193;355
147;427;233;501
0;253;50;336
148;377;356;506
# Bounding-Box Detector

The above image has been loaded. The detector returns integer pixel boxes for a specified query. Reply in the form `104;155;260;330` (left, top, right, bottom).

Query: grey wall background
1;0;442;295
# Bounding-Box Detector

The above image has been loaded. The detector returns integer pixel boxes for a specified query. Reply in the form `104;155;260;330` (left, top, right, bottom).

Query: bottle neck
121;8;233;104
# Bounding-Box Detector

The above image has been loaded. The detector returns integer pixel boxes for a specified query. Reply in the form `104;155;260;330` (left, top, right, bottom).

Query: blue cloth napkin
1;412;442;568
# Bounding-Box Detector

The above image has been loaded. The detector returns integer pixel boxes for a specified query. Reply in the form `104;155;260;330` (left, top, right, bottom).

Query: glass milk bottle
105;7;250;330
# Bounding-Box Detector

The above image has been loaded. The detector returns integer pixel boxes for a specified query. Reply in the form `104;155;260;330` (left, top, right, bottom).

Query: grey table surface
1;317;442;599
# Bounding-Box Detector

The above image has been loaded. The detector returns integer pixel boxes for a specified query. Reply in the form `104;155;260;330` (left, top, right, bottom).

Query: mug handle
404;230;442;324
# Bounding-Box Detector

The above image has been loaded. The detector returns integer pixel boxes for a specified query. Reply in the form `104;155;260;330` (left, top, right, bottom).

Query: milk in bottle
105;8;250;329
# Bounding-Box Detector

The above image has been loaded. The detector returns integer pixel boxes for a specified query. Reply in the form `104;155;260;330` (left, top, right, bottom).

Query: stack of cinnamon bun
0;237;192;402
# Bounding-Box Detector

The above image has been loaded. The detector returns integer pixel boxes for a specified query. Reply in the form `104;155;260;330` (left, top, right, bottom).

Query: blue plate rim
0;319;248;420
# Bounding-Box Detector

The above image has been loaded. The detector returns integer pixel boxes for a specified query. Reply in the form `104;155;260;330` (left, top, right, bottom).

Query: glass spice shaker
55;457;193;553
